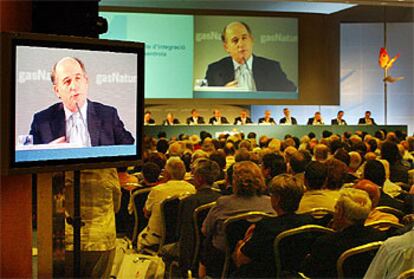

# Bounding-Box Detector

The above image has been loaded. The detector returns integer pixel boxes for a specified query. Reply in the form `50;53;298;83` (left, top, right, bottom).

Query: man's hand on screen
49;136;66;144
225;80;238;87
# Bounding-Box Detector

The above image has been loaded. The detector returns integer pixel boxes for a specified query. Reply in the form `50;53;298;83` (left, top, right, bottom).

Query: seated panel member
307;111;324;125
163;112;180;126
29;57;134;146
186;109;205;125
204;21;297;92
258;110;276;125
209;109;229;125
279;108;297;125
234;110;253;125
144;110;155;125
358;111;377;125
331;110;347;125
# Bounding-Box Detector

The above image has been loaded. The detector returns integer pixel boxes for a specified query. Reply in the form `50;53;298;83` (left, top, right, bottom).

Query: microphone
75;102;92;147
243;57;257;91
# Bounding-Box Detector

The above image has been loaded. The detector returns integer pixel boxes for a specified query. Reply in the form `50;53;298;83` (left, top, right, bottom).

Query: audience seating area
115;127;414;278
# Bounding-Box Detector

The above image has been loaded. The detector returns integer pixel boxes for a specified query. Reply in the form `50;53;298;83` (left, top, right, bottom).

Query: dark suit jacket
163;119;180;125
307;117;324;125
238;213;314;278
358;117;377;125
205;55;297;92
176;187;221;273
29;100;134;146
279;117;297;125
258;117;276;124
331;118;348;125
186;116;205;125
144;118;155;125
233;117;253;125
303;223;386;278
208;116;229;125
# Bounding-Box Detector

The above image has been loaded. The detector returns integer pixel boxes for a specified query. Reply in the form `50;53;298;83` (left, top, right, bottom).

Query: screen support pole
73;170;81;277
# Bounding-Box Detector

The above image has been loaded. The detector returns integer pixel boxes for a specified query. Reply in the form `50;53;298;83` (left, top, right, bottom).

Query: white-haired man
303;188;386;278
137;157;195;251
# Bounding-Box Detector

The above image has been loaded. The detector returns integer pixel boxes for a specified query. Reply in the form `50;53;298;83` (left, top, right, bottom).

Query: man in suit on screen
29;57;134;146
204;21;297;92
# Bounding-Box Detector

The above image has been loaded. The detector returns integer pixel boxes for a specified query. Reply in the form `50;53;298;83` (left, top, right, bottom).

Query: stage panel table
144;125;407;139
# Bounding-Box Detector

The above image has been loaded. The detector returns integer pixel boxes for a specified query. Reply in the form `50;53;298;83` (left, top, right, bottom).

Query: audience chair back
273;224;335;278
192;201;217;273
398;269;414;279
336;241;383;279
375;206;406;222
365;220;404;237
131;187;152;245
301;207;335;227
221;211;276;279
159;193;192;252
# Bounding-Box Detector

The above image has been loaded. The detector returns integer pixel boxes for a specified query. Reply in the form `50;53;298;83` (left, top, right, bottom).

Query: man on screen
29;57;134;146
204;21;297;92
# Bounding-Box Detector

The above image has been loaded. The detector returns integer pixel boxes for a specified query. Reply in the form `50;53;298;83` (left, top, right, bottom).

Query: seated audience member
186;109;205;125
353;180;399;229
175;159;222;274
233;174;314;278
364;224;414;279
379;159;404;198
261;153;287;188
331;110;347;125
307;111;324;125
209;150;227;181
279;107;298;125
209;109;229;125
200;161;275;277
381;140;410;184
297;161;339;213
358;110;377;125
349;151;363;178
288;150;312;184
144;110;156;125
258;110;276;125
314;144;330;163
163;112;180;125
325;158;348;191
302;188;386;278
234;110;253;125
127;162;162;234
65;169;121;278
137;157;195;251
363;159;407;213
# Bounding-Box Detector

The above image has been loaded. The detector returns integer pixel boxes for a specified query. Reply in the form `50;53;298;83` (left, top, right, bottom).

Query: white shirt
364;226;414;279
64;101;90;146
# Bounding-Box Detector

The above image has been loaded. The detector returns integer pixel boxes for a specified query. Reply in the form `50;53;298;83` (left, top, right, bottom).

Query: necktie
69;113;90;146
237;64;256;91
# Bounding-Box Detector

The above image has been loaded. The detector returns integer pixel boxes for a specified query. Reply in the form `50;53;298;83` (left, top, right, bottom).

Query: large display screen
1;32;144;172
100;12;298;101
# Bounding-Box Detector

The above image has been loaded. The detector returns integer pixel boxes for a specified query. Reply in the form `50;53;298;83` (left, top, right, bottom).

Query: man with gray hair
303;188;385;278
137;157;195;251
30;56;134;146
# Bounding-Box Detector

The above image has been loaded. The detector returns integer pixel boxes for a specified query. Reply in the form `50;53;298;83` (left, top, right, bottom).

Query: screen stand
73;170;81;277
